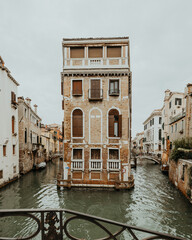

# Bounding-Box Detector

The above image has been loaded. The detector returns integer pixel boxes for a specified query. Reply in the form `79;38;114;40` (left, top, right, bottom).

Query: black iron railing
0;209;186;240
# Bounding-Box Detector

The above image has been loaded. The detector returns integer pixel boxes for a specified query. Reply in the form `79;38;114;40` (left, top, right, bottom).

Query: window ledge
108;137;120;140
72;137;84;139
72;94;83;96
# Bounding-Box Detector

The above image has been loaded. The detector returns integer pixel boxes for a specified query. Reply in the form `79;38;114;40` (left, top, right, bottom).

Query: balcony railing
109;89;120;96
63;57;128;69
89;160;102;171
71;160;84;170
0;209;185;240
107;160;120;171
88;89;103;100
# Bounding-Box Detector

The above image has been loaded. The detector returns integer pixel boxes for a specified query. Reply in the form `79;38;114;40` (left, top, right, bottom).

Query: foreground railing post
41;211;45;240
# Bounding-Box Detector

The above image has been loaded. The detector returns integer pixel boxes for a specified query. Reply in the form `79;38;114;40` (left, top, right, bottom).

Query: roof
63;37;129;41
0;56;19;86
143;109;162;125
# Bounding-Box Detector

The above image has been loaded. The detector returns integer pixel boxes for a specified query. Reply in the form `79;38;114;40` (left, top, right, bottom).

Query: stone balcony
63;57;128;69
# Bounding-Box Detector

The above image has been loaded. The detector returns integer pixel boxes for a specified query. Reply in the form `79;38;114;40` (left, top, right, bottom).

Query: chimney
34;104;38;114
0;56;5;67
25;97;31;106
164;89;171;101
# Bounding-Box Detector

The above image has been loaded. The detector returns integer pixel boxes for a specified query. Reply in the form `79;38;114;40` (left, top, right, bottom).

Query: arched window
72;109;83;137
12;116;15;134
108;109;122;137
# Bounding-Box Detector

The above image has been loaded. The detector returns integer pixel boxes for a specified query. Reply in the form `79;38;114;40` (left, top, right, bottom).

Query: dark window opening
73;149;83;159
109;149;119;160
91;149;101;160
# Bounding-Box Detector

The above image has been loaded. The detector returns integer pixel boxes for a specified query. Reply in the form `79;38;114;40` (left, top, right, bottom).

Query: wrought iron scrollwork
0;209;186;240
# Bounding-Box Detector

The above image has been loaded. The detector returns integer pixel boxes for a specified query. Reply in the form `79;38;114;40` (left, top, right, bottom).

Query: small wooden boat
36;162;46;170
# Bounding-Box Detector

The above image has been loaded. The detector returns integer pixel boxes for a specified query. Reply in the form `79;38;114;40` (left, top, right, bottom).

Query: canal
0;159;192;239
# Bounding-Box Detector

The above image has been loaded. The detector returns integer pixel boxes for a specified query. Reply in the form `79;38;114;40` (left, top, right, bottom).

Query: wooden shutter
70;47;84;58
118;115;122;137
12;116;15;134
11;92;14;103
88;47;103;58
62;100;64;110
91;80;100;99
73;80;82;95
61;82;63;95
109;115;114;137
3;145;6;156
107;46;121;58
73;110;83;137
62;121;64;137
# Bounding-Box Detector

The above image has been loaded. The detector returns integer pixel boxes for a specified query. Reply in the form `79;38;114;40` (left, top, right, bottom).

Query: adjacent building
161;90;186;150
0;57;19;187
143;109;162;155
61;37;133;189
18;97;44;174
132;132;144;155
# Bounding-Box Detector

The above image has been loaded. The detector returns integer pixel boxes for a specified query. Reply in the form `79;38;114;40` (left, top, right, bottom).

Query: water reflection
0;159;191;239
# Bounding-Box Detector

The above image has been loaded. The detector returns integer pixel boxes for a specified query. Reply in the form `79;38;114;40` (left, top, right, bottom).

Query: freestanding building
0;57;19;188
60;37;133;189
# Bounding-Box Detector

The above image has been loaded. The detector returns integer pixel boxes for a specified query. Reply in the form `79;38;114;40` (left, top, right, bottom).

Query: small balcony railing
71;160;84;170
109;89;120;96
107;160;120;171
88;89;103;100
89;160;102;171
0;209;185;240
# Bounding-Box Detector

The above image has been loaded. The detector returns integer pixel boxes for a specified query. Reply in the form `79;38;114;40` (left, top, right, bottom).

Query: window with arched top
108;109;122;137
72;109;83;137
12;116;15;134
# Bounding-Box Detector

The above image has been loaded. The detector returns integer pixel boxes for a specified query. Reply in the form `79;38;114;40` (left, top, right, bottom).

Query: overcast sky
1;0;192;137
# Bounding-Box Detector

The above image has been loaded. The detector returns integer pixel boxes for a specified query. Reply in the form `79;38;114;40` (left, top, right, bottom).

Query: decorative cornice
61;69;130;77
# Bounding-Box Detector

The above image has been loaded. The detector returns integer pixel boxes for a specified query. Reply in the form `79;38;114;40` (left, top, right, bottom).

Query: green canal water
0;159;192;239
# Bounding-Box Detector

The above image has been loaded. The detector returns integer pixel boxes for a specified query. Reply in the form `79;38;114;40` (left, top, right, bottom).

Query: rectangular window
11;91;16;104
159;117;162;124
109;80;119;95
175;123;177;132
88;47;103;58
158;144;161;151
3;145;6;156
13;145;15;155
181;165;185;181
72;80;82;95
171;125;173;133
13;166;16;174
175;98;182;106
0;170;3;179
91;149;101;160
73;149;83;160
107;46;121;58
159;129;162;141
109;149;119;160
70;47;84;58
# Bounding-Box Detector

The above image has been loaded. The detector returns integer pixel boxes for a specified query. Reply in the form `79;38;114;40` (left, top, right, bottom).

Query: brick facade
60;37;134;189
